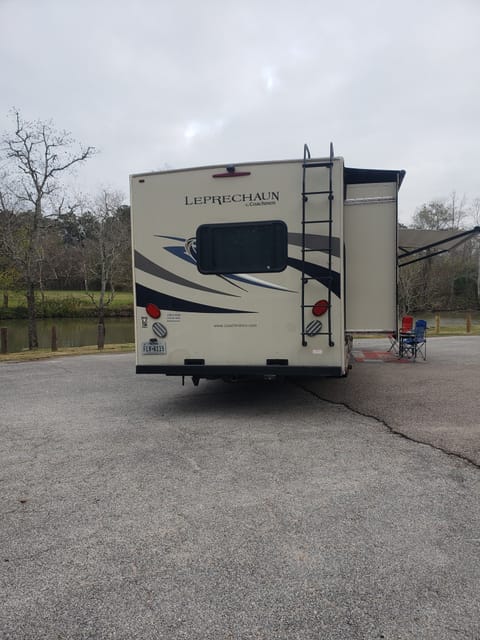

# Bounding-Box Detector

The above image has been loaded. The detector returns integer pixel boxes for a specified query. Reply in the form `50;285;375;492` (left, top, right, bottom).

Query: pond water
0;317;134;353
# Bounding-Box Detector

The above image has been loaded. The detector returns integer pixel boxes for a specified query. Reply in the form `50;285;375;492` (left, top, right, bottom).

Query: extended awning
398;227;480;267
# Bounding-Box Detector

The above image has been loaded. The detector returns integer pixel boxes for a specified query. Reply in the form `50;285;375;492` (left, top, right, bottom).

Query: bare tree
82;189;128;347
469;197;480;227
446;190;468;230
469;199;480;300
1;108;95;348
398;262;422;314
412;200;452;230
0;175;24;307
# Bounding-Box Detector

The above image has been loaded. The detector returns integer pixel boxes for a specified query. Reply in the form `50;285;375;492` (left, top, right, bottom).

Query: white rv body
130;148;404;381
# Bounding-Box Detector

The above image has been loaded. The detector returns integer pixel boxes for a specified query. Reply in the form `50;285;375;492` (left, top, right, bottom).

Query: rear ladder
301;143;335;347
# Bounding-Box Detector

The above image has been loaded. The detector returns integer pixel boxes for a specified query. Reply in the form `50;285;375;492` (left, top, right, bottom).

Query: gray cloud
2;0;480;223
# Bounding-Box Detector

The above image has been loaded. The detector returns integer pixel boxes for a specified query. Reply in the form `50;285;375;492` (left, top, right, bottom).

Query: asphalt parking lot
306;335;480;466
1;337;479;639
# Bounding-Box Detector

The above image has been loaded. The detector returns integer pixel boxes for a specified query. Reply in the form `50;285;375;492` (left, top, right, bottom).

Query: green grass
0;343;134;363
1;290;133;319
5;289;132;307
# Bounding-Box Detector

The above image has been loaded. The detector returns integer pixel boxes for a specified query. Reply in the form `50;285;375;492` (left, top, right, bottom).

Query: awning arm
398;226;480;268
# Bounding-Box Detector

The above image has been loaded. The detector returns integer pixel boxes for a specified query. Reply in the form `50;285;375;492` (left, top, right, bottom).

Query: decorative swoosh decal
287;232;341;257
143;233;341;299
224;273;295;292
136;283;254;314
165;246;249;292
161;236;294;292
287;257;341;298
134;251;239;297
154;234;185;242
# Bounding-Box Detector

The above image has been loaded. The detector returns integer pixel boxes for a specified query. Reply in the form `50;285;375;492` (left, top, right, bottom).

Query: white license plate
142;341;166;355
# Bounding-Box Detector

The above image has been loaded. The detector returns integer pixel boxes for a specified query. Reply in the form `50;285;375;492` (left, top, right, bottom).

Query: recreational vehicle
130;145;404;384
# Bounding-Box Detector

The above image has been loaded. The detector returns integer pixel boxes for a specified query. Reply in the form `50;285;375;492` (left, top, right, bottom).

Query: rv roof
344;167;406;188
130;161;406;188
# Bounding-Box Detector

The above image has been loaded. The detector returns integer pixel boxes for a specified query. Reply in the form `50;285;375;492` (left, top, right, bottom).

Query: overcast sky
1;0;479;224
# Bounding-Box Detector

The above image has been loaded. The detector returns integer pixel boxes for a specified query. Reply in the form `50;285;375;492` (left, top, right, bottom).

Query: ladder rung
303;190;331;195
302;219;330;224
302;332;329;337
302;162;333;168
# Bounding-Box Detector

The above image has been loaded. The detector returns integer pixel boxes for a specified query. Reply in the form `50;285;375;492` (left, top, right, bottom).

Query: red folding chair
399;315;414;357
401;316;413;332
388;316;414;354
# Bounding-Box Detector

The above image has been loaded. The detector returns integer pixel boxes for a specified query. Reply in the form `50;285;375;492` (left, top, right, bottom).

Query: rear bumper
136;364;344;378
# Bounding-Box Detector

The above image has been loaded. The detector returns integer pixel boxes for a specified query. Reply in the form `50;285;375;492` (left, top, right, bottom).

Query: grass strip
0;343;134;363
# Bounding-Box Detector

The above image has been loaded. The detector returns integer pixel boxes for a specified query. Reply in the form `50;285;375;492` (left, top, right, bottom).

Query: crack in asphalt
294;381;480;471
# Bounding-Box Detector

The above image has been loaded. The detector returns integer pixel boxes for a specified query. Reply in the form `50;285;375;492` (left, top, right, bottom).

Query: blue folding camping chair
400;319;427;360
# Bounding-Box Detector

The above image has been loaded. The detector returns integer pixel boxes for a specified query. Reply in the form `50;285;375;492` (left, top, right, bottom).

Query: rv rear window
196;220;288;274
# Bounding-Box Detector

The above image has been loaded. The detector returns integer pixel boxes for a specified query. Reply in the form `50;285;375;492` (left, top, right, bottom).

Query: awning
398;227;480;267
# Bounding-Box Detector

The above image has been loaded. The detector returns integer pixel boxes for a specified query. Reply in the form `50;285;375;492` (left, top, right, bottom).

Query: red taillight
212;165;251;178
212;171;251;178
312;299;329;317
146;303;161;319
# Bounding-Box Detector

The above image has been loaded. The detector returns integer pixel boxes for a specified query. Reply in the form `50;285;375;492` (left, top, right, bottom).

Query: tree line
1;110;479;349
0;109;131;348
399;197;480;313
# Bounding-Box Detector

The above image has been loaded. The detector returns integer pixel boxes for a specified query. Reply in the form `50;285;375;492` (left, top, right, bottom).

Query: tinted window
196;220;288;274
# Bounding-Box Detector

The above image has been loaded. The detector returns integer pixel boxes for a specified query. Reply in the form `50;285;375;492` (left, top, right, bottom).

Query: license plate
142;341;166;355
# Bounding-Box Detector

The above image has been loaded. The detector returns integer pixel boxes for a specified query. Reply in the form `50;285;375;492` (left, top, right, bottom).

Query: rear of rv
130;153;403;382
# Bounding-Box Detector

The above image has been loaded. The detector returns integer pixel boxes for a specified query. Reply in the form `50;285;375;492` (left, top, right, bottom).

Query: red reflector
146;303;161;319
312;299;329;317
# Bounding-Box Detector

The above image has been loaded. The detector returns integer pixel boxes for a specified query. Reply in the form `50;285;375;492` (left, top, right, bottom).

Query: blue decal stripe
287;257;341;298
136;283;254;314
288;232;341;257
154;234;186;242
224;273;296;292
135;251;239;297
164;246;197;265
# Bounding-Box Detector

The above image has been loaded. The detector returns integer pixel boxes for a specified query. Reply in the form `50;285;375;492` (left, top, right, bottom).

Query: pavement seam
294;381;480;471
